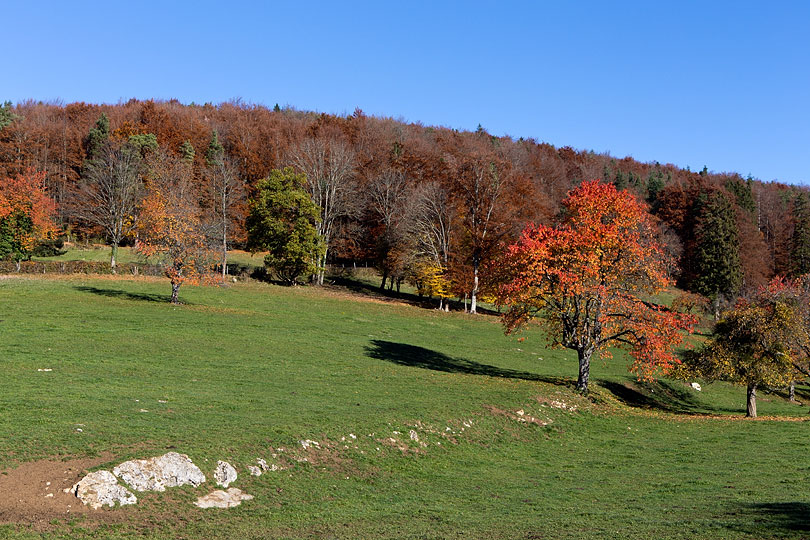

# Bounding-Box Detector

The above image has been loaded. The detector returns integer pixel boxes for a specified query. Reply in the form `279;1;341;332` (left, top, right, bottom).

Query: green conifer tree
0;101;17;131
206;130;224;166
725;176;756;214
179;140;196;163
691;191;742;317
86;113;110;160
790;192;810;276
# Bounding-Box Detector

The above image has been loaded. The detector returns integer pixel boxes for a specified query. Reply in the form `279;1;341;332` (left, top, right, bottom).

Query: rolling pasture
0;275;807;539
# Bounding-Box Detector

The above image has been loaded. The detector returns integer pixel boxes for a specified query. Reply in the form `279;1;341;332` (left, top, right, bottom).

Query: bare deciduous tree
288;138;356;284
369;168;410;289
204;155;245;279
453;157;510;314
72;141;143;269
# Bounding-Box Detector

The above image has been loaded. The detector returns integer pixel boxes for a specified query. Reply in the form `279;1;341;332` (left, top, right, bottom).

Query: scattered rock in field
113;452;205;492
247;465;262;477
299;439;319;450
409;430;419;442
194;487;253;509
37;368;53;372
214;461;237;488
548;400;577;412
70;470;137;509
691;382;702;391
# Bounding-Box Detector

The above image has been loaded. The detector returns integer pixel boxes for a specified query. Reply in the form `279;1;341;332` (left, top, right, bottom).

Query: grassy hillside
0;276;807;539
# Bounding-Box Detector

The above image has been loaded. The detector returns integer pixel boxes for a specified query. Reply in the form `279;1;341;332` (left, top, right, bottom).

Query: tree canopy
246;167;325;285
496;180;696;394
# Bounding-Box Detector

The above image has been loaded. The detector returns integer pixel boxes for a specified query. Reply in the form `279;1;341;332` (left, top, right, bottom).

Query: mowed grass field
0;275;809;539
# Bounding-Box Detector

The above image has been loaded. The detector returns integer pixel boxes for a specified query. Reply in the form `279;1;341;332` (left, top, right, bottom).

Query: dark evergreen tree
179;140;195;163
206;130;224;166
0;101;17;131
691;191;742;317
646;170;665;204
790;192;810;276
726;176;756;214
613;170;627;190
86;113;110;159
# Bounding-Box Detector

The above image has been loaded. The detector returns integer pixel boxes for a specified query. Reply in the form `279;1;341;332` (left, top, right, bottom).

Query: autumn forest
1;98;805;309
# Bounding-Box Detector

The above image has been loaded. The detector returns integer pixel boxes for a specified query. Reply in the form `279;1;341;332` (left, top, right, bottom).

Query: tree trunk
712;296;721;320
576;349;592;395
170;282;181;305
746;383;757;418
222;236;227;280
222;198;228;280
110;243;118;273
380;272;387;290
317;251;326;285
470;260;479;314
789;380;796;402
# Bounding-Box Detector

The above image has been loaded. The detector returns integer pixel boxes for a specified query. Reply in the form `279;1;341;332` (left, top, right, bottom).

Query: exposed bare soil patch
0;454;138;530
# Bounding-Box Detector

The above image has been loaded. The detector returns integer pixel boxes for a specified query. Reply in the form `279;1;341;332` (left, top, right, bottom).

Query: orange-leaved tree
136;151;214;304
496;180;696;394
0;168;58;262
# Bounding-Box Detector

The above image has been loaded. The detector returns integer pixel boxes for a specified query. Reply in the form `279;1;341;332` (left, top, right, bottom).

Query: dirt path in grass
0;454;131;530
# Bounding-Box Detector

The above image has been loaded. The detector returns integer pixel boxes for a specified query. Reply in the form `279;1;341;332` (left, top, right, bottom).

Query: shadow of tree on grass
365;339;569;386
597;377;740;415
74;285;173;304
725;502;810;535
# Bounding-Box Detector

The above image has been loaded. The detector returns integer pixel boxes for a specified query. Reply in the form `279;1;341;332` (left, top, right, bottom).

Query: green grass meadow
0;275;809;539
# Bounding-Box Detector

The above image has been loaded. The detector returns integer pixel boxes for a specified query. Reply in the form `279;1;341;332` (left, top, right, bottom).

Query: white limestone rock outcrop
214;460;237;488
113;452;205;492
70;470;137;509
194;487;253;509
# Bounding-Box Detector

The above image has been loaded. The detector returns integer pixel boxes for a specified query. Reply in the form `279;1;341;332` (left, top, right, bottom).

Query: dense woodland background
1;98;808;304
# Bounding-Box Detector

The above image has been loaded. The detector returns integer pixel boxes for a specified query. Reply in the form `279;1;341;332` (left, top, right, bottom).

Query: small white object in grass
158;400;167;403
409;430;419;442
37;368;53;372
247;465;262;477
76;428;83;432
349;433;356;439
256;458;268;471
214;461;238;488
690;382;702;391
139;409;148;413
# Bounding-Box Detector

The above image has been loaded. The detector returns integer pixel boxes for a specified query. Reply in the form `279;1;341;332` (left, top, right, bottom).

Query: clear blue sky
6;1;809;184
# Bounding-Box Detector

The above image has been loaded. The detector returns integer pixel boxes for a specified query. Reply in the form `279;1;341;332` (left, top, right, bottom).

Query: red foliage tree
0;168;58;261
496;180;696;394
